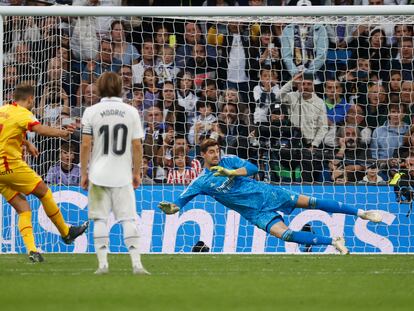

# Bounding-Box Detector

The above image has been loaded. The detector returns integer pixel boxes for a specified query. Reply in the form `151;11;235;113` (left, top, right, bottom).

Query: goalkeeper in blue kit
158;139;383;254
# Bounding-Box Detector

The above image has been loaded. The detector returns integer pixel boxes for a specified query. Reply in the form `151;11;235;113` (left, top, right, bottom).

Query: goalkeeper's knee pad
94;219;109;249
121;220;140;250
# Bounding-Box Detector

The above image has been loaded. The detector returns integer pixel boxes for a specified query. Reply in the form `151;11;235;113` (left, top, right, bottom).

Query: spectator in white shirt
132;37;155;84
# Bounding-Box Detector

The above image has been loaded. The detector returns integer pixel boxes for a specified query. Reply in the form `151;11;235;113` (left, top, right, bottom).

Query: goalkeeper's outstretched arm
211;156;258;177
158;177;203;214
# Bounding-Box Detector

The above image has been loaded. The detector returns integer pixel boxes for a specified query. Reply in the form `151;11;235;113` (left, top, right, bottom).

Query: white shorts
88;183;136;221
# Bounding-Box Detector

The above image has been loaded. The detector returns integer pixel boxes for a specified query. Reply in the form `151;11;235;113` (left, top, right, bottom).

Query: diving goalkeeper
158;139;383;254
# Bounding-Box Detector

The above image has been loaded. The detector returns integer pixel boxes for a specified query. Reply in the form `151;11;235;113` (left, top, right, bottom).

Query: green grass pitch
0;254;413;311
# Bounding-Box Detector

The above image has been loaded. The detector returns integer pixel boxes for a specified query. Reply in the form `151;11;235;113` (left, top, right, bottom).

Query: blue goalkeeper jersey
174;155;298;228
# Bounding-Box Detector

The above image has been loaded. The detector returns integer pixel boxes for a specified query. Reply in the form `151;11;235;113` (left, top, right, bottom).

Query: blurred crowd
3;0;414;186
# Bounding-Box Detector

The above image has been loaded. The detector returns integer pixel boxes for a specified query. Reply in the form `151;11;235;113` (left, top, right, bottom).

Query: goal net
1;6;414;254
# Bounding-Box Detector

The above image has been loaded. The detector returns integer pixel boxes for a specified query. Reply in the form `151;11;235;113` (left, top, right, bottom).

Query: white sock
122;220;143;268
357;209;365;217
94;219;109;269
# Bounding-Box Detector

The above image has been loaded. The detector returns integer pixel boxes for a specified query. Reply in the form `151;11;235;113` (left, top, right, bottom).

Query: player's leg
89;184;111;274
268;220;349;255
30;181;69;236
7;192;44;262
112;185;149;275
93;218;110;275
1;170;44;261
296;195;382;223
31;181;88;243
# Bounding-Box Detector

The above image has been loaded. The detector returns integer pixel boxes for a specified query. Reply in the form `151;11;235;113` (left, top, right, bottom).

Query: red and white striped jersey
191;158;202;175
166;167;199;185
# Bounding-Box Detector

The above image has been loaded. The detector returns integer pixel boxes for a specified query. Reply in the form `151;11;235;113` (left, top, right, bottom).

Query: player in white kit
80;72;149;275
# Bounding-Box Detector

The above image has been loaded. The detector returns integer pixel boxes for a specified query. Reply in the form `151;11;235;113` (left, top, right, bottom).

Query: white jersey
81;97;144;187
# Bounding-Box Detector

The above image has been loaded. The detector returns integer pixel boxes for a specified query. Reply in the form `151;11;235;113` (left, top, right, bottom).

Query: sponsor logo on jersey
216;176;235;193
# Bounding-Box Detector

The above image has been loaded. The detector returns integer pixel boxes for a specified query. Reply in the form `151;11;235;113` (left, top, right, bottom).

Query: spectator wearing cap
370;103;410;161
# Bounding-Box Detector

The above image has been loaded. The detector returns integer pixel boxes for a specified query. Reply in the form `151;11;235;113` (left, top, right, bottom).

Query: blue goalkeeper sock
309;198;359;216
281;229;332;245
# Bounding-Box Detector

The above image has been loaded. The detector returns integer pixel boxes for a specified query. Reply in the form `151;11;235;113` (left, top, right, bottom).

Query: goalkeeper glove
158;201;180;215
211;166;237;177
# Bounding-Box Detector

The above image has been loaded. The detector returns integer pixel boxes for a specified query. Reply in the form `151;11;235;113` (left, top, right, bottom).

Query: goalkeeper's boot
29;251;44;263
133;266;150;275
62;221;89;245
332;237;349;255
94;266;109;275
359;211;382;223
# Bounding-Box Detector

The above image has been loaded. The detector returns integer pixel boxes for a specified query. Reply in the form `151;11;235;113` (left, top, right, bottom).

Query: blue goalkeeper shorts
249;188;299;233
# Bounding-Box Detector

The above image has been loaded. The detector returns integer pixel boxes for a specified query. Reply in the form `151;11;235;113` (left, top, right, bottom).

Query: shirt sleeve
18;111;40;132
81;108;93;135
174;178;202;208
132;109;144;140
221;156;258;176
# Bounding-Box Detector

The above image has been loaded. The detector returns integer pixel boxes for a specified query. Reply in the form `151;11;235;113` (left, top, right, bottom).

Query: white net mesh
1;10;414;253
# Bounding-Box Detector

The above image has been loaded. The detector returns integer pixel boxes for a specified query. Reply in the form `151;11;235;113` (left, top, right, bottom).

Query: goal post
1;5;414;254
